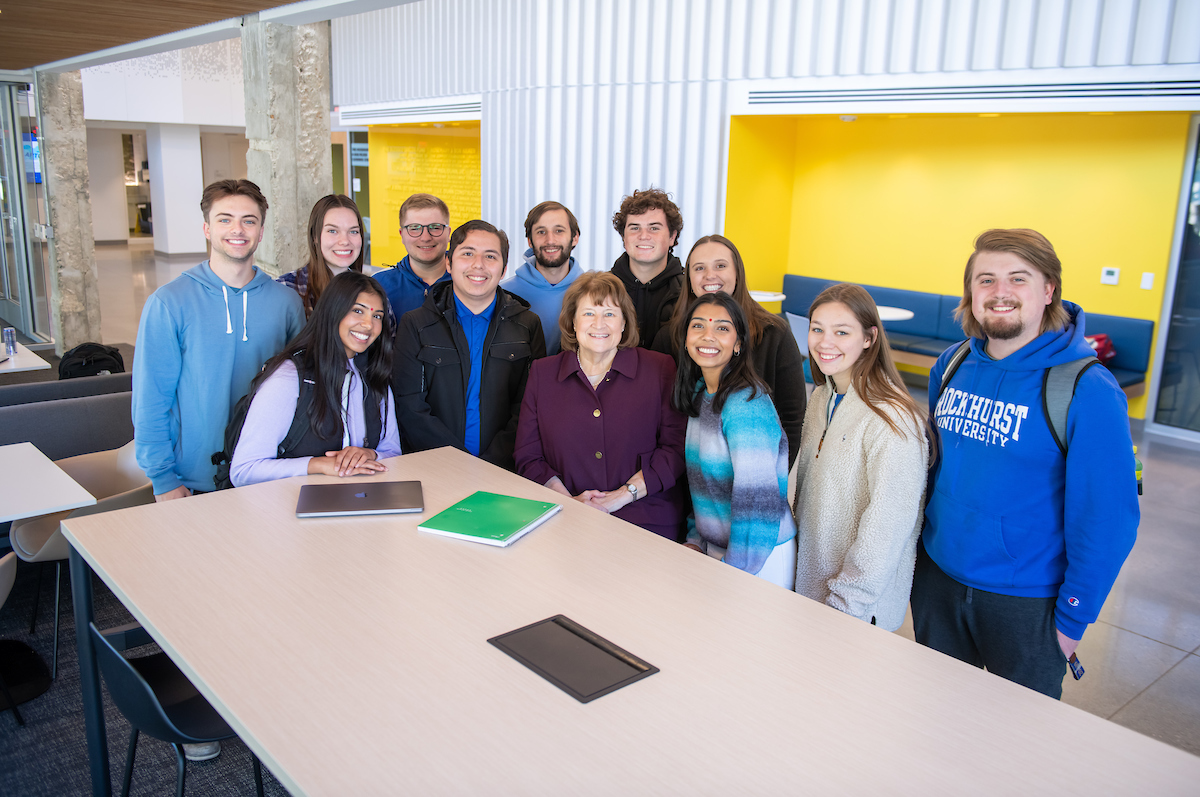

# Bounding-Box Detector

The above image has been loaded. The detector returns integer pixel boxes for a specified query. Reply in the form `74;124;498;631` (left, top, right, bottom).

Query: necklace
576;352;612;379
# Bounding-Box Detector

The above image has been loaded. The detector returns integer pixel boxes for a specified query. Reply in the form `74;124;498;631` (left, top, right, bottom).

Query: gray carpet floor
0;557;292;796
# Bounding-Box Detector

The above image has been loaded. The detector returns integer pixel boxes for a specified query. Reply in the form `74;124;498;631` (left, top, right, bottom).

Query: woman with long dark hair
672;292;796;587
654;234;805;465
231;271;401;485
793;283;928;629
278;194;366;317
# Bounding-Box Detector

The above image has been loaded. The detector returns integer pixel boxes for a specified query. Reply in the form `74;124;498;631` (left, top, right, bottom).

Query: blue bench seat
781;274;1153;396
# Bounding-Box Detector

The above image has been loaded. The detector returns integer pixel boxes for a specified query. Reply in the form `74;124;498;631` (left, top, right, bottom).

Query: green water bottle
1133;445;1143;496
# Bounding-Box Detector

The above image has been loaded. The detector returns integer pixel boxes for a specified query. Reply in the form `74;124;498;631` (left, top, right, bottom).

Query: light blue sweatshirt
500;249;583;355
133;261;305;494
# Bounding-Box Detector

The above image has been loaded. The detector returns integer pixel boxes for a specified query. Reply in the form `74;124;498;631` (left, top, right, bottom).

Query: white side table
0;342;52;374
0;442;96;523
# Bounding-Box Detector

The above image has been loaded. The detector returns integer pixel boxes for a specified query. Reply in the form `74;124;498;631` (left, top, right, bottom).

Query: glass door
0;84;25;325
1151;118;1200;435
0;82;50;340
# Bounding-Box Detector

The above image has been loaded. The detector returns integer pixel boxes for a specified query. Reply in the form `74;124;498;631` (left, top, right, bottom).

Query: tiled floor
94;242;1200;759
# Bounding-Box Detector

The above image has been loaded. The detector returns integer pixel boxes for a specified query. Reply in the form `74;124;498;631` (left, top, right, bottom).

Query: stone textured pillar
242;16;333;276
36;70;102;353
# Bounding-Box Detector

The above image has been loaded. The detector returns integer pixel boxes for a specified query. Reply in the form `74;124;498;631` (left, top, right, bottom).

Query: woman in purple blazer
515;272;687;540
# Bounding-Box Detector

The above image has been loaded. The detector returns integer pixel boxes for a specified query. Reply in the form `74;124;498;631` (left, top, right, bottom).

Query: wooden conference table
64;448;1200;795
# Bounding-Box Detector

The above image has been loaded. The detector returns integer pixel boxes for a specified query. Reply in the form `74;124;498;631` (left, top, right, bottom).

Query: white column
85;128;129;243
145;123;206;255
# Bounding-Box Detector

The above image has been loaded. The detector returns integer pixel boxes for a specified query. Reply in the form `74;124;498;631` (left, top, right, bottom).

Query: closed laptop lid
296;480;424;518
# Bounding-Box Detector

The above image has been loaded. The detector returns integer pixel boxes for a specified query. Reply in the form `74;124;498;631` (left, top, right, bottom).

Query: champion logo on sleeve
1068;596;1080;607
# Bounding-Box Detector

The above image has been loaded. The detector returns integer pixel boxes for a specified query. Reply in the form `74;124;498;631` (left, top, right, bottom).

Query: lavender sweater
231;358;402;486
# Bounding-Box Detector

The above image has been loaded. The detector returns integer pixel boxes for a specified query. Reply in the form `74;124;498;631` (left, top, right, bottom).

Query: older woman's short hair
558;272;640;352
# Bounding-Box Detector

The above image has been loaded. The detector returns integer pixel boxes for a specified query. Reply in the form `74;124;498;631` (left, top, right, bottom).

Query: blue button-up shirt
453;292;497;456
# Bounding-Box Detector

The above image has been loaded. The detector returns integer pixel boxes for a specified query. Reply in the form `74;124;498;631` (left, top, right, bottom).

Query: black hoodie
610;252;685;349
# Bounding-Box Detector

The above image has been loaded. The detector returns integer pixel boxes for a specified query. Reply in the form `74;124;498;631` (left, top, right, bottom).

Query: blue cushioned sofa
781;274;1153;396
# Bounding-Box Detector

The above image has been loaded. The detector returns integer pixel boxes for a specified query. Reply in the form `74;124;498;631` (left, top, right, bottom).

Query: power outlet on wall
1101;267;1120;285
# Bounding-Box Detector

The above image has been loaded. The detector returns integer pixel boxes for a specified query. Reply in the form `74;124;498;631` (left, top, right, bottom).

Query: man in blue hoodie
500;201;584;355
133;180;305;504
374;193;453;320
912;228;1138;699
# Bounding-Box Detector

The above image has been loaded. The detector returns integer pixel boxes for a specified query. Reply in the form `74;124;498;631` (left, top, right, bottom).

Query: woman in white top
794;283;928;630
231;271;402;486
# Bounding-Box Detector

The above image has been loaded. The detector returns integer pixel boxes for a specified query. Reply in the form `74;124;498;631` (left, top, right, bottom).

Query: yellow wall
724;111;1194;418
367;122;482;266
725;115;798;311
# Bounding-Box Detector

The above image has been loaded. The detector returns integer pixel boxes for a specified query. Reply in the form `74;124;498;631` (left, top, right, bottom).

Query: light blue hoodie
500;249;583;355
133;261;305;494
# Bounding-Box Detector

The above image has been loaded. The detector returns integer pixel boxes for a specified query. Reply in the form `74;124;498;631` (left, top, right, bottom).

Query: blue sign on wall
23;134;41;184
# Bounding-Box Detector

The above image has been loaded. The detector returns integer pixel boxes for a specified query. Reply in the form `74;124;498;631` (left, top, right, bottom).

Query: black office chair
0;553;26;727
87;623;264;797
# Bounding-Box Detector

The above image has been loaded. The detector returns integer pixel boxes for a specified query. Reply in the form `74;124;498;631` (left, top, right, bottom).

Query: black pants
910;541;1068;699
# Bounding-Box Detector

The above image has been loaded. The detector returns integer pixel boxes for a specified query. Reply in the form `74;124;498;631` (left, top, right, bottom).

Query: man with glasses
610;187;685;348
375;193;453;319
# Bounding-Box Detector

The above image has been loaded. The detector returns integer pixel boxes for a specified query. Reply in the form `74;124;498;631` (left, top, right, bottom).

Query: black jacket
610;253;684;350
393;282;546;470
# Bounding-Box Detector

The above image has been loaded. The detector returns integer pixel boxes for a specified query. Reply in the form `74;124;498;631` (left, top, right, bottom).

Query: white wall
85;128;128;242
200;132;250;186
81;39;245;126
331;0;1200;270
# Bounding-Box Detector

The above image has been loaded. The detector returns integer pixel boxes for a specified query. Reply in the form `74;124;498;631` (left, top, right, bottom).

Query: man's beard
535;245;572;271
980;301;1024;340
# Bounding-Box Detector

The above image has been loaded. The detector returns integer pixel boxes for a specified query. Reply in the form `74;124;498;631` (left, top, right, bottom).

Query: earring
734;349;741;357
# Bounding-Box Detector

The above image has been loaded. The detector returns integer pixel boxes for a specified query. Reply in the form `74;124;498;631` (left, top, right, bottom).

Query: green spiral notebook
417;491;562;547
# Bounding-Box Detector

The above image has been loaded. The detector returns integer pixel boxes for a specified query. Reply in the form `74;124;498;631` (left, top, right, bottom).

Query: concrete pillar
146;124;207;256
36;70;102;354
242;15;333;276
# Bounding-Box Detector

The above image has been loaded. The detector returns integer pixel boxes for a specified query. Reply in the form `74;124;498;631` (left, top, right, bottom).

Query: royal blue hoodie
374;255;451;321
500;248;583;355
923;302;1138;640
133;261;305;494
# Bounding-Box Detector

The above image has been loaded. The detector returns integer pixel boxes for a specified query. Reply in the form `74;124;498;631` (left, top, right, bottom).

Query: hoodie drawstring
222;286;232;335
221;285;250;341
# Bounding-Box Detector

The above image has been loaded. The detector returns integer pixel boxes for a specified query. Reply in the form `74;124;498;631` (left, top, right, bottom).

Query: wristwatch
626;483;638;501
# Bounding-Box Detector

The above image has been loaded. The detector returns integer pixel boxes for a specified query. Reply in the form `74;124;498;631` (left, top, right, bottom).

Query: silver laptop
296;480;424;518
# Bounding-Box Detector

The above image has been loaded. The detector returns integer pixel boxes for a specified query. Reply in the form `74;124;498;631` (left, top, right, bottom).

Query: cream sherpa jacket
794;381;927;631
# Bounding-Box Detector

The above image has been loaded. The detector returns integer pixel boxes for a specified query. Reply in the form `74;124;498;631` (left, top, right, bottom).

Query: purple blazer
515;347;686;539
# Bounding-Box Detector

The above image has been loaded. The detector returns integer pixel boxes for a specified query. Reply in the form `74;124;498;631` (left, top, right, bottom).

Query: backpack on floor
58;342;124;379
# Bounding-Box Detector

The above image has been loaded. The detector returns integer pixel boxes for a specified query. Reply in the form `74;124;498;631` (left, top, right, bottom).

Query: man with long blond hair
912;228;1138;699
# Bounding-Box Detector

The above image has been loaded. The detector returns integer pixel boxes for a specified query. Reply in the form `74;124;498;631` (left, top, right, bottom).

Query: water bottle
1133;445;1143;496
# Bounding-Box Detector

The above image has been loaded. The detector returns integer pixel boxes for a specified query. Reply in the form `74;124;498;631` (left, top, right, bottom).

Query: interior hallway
88;241;1200;757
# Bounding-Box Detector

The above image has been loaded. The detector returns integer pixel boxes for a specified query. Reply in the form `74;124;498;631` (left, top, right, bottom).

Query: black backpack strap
363;387;383;450
278;366;316;458
933;340;973;403
1041;356;1100;457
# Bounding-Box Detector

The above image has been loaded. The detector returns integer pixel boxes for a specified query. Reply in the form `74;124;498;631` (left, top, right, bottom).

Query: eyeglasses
402;223;448;236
